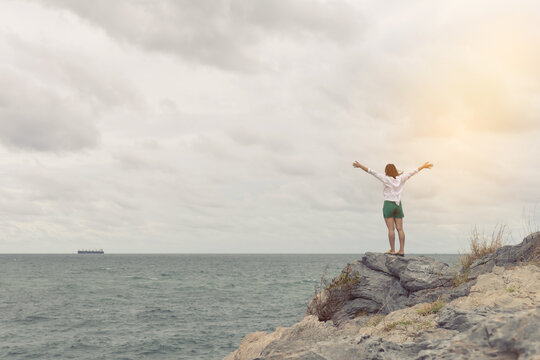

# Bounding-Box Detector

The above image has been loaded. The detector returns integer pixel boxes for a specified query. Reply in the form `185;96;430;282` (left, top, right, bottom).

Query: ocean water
0;253;459;360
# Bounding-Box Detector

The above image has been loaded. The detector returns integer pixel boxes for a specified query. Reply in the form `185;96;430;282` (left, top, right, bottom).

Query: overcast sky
1;0;539;253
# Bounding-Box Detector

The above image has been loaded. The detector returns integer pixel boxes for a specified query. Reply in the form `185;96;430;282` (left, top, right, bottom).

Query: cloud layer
0;0;539;253
40;0;362;71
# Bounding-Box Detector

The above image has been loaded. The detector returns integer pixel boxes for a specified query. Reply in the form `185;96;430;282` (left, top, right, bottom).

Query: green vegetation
367;315;383;327
417;297;445;316
383;320;413;331
506;287;515;293
452;268;469;287
327;266;360;290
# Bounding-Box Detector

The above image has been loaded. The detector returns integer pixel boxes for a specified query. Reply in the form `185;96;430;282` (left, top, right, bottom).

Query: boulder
397;256;454;291
307;252;459;325
468;231;540;279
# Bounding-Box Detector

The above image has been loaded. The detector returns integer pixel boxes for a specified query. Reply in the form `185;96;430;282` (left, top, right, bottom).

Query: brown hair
385;164;403;178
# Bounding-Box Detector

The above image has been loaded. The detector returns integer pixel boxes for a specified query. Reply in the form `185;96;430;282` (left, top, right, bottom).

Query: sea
0;253;459;360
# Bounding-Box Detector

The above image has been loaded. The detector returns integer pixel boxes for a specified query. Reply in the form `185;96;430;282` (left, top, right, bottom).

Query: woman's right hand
420;161;433;170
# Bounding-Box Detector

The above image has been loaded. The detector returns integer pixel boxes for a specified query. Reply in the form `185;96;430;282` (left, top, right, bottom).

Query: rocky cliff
224;232;540;360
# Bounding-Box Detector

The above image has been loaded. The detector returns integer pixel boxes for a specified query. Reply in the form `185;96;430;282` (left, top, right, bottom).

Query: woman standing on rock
352;161;433;256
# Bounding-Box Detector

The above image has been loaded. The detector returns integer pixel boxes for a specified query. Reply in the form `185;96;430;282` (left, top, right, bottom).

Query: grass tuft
459;224;506;269
522;204;539;238
417;297;445;316
367;315;383;327
383;320;413;332
452;268;469;287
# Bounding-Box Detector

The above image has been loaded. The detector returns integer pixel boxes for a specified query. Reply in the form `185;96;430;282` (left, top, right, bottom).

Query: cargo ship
77;249;104;254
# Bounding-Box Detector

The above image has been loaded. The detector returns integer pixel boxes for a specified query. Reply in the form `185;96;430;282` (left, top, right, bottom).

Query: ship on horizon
77;249;104;254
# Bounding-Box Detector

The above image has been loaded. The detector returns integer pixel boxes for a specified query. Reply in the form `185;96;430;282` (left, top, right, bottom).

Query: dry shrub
459;225;506;269
312;264;360;321
522;204;539;237
452;269;469;287
417;297;445;316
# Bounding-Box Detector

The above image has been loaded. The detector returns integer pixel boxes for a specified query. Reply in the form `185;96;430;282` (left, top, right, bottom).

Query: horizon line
0;252;461;255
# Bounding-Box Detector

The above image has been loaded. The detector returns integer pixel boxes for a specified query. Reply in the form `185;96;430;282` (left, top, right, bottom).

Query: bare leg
384;217;396;253
394;218;405;254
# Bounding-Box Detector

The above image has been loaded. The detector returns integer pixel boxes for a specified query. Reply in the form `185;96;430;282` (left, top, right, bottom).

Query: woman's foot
396;251;405;257
384;250;396;255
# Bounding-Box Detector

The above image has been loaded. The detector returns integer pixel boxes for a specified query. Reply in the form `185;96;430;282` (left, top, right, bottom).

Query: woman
352;161;433;256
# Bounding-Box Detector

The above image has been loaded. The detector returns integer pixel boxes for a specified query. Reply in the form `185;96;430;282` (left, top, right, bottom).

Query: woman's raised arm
352;161;369;172
417;161;434;171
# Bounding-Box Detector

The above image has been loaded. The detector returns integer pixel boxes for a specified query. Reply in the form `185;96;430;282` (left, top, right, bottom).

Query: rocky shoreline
224;232;540;360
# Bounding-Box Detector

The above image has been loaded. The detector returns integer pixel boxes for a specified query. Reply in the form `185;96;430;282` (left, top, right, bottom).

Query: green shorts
383;200;404;218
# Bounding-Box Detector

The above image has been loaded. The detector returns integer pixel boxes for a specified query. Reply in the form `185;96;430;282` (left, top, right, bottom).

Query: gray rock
403;277;472;308
468;254;495;280
259;307;539;360
398;257;454;291
464;308;540;359
437;306;495;332
326;262;409;325
362;252;393;274
340;308;540;360
385;255;413;277
493;231;540;265
349;263;408;308
450;280;474;298
469;231;540;280
309;253;459;324
331;297;381;324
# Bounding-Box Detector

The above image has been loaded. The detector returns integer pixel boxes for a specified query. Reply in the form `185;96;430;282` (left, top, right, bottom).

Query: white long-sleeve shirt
367;167;419;206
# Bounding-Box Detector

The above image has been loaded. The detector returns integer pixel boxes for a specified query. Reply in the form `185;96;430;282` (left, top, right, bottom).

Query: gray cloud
0;27;141;152
0;67;99;152
113;152;175;173
37;0;363;71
